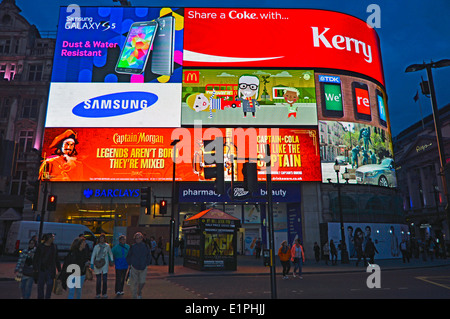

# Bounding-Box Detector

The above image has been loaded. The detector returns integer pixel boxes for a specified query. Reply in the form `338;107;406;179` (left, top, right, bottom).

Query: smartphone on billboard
352;82;371;121
151;16;175;76
115;21;158;74
376;89;387;127
320;81;344;118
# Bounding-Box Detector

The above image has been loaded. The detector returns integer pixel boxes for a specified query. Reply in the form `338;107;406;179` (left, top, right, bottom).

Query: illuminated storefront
38;7;403;257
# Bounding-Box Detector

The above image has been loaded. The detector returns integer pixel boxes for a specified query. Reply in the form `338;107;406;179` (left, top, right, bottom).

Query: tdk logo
319;75;341;83
72;92;158;118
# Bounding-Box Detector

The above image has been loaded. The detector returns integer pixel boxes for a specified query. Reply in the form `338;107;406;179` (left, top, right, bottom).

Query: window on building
0;97;10;119
20;98;39;119
27;64;43;81
0;38;11;54
18;130;34;153
10;169;28;196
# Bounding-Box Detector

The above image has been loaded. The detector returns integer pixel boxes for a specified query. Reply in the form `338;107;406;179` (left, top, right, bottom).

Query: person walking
323;241;330;265
126;232;152;299
255;238;262;259
33;233;61;299
111;235;129;296
290;239;305;279
330;240;338;265
313;242;320;263
150;236;157;264
14;239;36;299
155;236;167;265
179;237;185;257
364;238;378;265
278;240;291;279
61;237;90;299
90;233;113;299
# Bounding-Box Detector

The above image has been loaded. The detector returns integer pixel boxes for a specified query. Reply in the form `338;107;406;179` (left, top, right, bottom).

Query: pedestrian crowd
276;235;447;280
13;231;180;299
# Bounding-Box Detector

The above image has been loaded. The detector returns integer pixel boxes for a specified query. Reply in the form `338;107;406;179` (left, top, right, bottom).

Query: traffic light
159;199;167;214
203;137;225;194
242;162;258;193
47;195;57;211
25;181;39;211
140;187;152;215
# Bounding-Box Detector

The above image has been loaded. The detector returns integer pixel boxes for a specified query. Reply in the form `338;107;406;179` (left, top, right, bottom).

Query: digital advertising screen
316;72;396;188
53;6;184;82
39;127;321;182
45;82;181;127
184;8;384;85
45;6;184;128
182;69;317;126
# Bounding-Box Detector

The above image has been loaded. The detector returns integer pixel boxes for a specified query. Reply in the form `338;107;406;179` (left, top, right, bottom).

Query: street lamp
332;160;350;264
169;139;180;274
406;59;450;237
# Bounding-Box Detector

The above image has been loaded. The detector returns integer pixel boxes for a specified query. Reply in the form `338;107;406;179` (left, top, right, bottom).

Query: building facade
0;0;55;244
1;4;405;260
393;102;450;243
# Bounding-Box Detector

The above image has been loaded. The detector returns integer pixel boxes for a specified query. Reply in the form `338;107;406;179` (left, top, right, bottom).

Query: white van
5;221;95;256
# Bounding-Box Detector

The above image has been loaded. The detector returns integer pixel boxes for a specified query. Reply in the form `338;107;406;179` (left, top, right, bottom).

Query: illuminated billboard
182;69;316;126
46;6;184;128
316;72;396;187
184;8;385;85
39;127;321;182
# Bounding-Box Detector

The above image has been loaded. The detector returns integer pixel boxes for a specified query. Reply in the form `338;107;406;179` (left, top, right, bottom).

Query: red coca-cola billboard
184;8;385;85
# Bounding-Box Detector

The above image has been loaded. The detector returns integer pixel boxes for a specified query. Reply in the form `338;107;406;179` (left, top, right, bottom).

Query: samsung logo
72;92;158;118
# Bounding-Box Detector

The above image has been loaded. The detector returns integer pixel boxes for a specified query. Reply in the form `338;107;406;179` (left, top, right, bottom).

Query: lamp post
406;59;450;237
265;144;277;299
169;139;180;274
333;160;350;264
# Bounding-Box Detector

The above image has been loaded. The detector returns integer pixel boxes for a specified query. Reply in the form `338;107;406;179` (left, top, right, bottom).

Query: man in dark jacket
33;233;61;299
126;232;152;299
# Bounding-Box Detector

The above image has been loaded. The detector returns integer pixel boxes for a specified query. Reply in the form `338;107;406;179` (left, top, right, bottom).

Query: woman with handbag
90;234;114;299
111;235;129;296
61;237;90;299
290;239;305;279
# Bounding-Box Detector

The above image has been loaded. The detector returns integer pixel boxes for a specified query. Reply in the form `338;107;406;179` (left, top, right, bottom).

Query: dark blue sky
16;0;450;137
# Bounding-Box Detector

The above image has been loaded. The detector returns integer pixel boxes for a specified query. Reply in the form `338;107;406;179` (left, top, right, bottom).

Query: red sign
40;127;321;182
184;8;385;85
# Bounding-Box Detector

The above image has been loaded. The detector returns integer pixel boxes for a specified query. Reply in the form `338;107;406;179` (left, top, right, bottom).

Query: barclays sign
83;188;140;199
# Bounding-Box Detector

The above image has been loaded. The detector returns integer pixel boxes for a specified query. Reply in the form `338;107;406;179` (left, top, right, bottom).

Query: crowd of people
276;235;447;281
13;232;180;299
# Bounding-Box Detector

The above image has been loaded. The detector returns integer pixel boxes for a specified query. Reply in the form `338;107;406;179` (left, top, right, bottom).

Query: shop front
178;182;303;255
38;182;173;245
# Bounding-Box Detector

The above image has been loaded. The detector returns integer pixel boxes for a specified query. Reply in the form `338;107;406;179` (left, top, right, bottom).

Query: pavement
1;254;449;299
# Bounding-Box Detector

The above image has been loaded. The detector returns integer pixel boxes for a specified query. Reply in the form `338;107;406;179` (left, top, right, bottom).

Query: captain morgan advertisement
39;127;321;182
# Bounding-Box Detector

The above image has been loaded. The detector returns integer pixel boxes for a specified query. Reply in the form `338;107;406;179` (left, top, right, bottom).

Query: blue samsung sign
72;91;158;118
